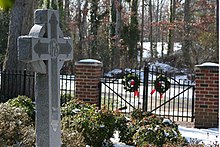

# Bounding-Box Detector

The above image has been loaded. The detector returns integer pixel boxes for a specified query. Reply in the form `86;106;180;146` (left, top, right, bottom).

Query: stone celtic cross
18;9;73;147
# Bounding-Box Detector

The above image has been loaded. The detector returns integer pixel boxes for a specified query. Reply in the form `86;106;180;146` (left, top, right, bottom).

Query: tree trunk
149;0;153;58
63;0;70;36
77;0;89;60
182;0;192;67
167;0;175;55
140;0;144;68
110;0;116;68
216;0;219;60
2;0;36;101
160;0;165;61
128;0;139;67
89;0;99;58
3;0;36;71
82;1;89;58
114;0;121;68
0;11;9;60
58;0;64;29
154;0;160;58
77;0;83;61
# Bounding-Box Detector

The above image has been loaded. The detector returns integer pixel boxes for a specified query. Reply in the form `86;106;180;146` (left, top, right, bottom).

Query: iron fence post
143;63;149;111
98;81;102;109
23;69;26;95
191;85;195;122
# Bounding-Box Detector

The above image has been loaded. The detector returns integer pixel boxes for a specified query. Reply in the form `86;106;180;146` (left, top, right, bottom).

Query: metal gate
100;64;195;122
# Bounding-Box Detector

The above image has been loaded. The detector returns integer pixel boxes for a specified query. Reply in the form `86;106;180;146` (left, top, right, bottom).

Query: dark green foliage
60;93;72;106
0;10;9;64
61;98;95;117
7;95;35;122
121;0;139;67
89;0;99;57
89;0;109;58
62;99;116;147
154;75;171;94
122;73;140;92
115;115;137;145
117;109;188;146
1;96;216;146
62;99;188;146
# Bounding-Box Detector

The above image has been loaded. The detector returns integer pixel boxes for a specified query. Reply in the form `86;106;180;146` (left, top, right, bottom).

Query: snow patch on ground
141;42;182;59
178;126;219;145
111;126;219;147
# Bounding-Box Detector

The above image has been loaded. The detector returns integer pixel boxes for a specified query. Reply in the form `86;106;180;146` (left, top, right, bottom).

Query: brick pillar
195;62;219;128
75;59;103;106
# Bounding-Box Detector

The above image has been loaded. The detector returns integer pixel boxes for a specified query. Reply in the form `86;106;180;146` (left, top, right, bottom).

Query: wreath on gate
122;74;140;96
151;74;171;98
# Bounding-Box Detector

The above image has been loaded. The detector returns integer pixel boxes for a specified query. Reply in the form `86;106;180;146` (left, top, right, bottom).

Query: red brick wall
195;65;219;128
75;60;102;106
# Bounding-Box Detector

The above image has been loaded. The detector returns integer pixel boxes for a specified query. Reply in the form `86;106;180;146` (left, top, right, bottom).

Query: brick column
75;59;103;106
195;62;219;128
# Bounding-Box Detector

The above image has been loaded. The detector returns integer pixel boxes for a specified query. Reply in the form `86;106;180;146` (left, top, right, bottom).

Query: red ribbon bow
131;80;135;85
150;89;163;98
134;90;139;97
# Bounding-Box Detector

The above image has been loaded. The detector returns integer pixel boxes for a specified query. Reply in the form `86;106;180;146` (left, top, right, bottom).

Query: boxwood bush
61;128;86;147
62;100;188;146
1;96;192;146
1;96;86;146
7;95;35;122
62;99;116;147
116;109;188;146
0;102;35;146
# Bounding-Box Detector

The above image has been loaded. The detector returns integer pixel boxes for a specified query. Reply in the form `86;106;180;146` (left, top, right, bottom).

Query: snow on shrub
116;109;188;146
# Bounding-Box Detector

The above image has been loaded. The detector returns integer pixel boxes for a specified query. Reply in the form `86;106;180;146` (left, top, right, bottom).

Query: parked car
103;68;124;79
103;68;144;82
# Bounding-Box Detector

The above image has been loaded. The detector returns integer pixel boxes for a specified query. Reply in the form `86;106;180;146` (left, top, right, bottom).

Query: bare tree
149;0;153;58
2;0;36;100
140;0;145;67
110;0;117;68
76;0;88;61
182;0;192;66
167;0;176;56
3;0;36;71
115;0;122;68
216;0;219;60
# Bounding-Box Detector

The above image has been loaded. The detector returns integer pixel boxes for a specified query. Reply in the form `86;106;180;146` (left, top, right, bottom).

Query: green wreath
154;75;171;94
122;74;140;92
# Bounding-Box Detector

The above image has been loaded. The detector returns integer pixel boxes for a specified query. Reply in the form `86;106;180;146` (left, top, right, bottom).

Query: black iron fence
144;65;195;122
0;65;195;122
100;65;195;122
0;69;35;102
100;68;144;112
60;74;76;105
0;69;76;103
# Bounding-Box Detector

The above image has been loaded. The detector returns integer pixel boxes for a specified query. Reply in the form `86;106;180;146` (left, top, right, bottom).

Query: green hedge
1;96;189;146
